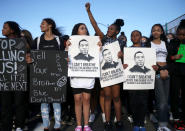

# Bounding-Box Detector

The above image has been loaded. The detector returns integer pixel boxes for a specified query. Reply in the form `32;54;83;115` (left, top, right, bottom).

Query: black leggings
129;90;149;126
0;92;26;131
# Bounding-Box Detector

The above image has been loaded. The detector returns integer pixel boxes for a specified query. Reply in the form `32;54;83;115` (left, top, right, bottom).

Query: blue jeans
155;76;170;126
41;103;61;129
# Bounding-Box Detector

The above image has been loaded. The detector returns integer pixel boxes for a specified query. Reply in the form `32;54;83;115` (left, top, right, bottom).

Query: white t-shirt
151;41;168;62
70;77;95;89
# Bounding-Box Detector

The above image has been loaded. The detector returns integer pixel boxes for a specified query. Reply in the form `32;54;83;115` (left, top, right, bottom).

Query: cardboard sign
124;48;156;90
100;41;125;87
68;36;100;77
30;50;67;103
0;38;27;91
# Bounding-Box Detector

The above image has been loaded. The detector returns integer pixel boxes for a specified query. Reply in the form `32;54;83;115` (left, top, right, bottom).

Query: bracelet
157;65;168;71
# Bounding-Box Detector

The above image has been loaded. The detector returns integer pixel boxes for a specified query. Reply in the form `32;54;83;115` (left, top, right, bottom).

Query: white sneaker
101;113;106;123
144;117;147;124
157;126;171;131
169;112;174;121
89;113;95;123
114;116;117;123
16;128;23;131
127;115;133;123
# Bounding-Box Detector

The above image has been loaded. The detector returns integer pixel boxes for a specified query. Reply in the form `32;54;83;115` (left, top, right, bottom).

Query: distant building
163;14;185;34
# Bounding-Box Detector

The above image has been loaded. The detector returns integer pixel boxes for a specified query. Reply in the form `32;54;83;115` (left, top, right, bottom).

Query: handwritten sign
30;50;67;103
0;38;27;91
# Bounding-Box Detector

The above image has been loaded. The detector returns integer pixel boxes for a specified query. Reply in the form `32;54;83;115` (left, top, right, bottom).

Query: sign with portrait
100;41;125;87
124;48;156;90
68;35;100;77
30;50;67;103
0;38;27;91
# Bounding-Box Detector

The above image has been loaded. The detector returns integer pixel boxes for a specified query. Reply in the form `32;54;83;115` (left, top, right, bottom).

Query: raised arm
85;3;104;40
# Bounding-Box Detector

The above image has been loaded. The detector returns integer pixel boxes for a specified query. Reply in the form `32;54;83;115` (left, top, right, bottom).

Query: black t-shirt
101;35;126;51
32;34;65;51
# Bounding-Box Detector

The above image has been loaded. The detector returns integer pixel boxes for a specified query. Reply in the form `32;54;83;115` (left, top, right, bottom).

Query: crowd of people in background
0;2;185;131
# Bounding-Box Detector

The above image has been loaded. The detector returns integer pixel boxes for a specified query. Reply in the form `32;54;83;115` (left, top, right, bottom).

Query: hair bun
180;19;185;27
121;32;125;36
114;19;124;27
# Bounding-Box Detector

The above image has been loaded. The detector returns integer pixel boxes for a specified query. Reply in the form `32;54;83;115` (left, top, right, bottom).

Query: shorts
72;88;92;94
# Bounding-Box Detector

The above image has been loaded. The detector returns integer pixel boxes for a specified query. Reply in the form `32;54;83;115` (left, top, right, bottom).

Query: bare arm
85;3;104;40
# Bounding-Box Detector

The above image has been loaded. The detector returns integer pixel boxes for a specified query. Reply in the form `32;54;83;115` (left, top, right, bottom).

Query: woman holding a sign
85;3;125;130
67;23;90;131
32;18;65;131
149;24;171;131
0;21;28;131
168;19;185;130
67;23;103;131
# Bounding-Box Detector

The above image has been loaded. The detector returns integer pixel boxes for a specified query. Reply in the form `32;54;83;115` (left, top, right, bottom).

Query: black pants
170;75;185;120
0;92;26;131
129;90;149;126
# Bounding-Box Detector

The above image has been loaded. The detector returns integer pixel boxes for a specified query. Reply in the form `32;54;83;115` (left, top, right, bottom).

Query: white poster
68;35;100;77
100;41;125;88
124;48;156;90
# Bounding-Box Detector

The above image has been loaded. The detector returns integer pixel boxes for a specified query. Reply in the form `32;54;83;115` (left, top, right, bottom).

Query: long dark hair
111;19;124;33
4;21;21;37
43;18;62;36
21;29;33;49
71;23;89;35
149;24;167;42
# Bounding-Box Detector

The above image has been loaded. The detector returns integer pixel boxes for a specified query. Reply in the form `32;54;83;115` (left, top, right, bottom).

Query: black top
102;35;126;51
32;34;65;51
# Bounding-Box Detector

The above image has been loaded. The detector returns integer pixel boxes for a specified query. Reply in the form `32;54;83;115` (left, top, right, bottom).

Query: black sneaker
104;122;113;131
44;129;49;131
115;121;123;130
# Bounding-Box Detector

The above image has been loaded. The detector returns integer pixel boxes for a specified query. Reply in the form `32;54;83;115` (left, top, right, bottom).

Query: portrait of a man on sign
102;49;118;70
74;39;94;62
129;51;151;74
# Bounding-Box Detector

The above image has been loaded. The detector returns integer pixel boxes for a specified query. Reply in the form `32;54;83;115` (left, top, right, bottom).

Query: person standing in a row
0;21;30;131
32;18;65;131
149;24;171;131
85;3;125;131
128;30;149;131
67;23;102;131
168;19;185;131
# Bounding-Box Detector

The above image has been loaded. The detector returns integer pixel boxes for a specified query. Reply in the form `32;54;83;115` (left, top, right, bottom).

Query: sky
0;0;185;46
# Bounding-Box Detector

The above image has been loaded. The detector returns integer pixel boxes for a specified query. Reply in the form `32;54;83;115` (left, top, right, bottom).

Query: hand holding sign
26;53;33;64
123;64;128;69
174;54;183;60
